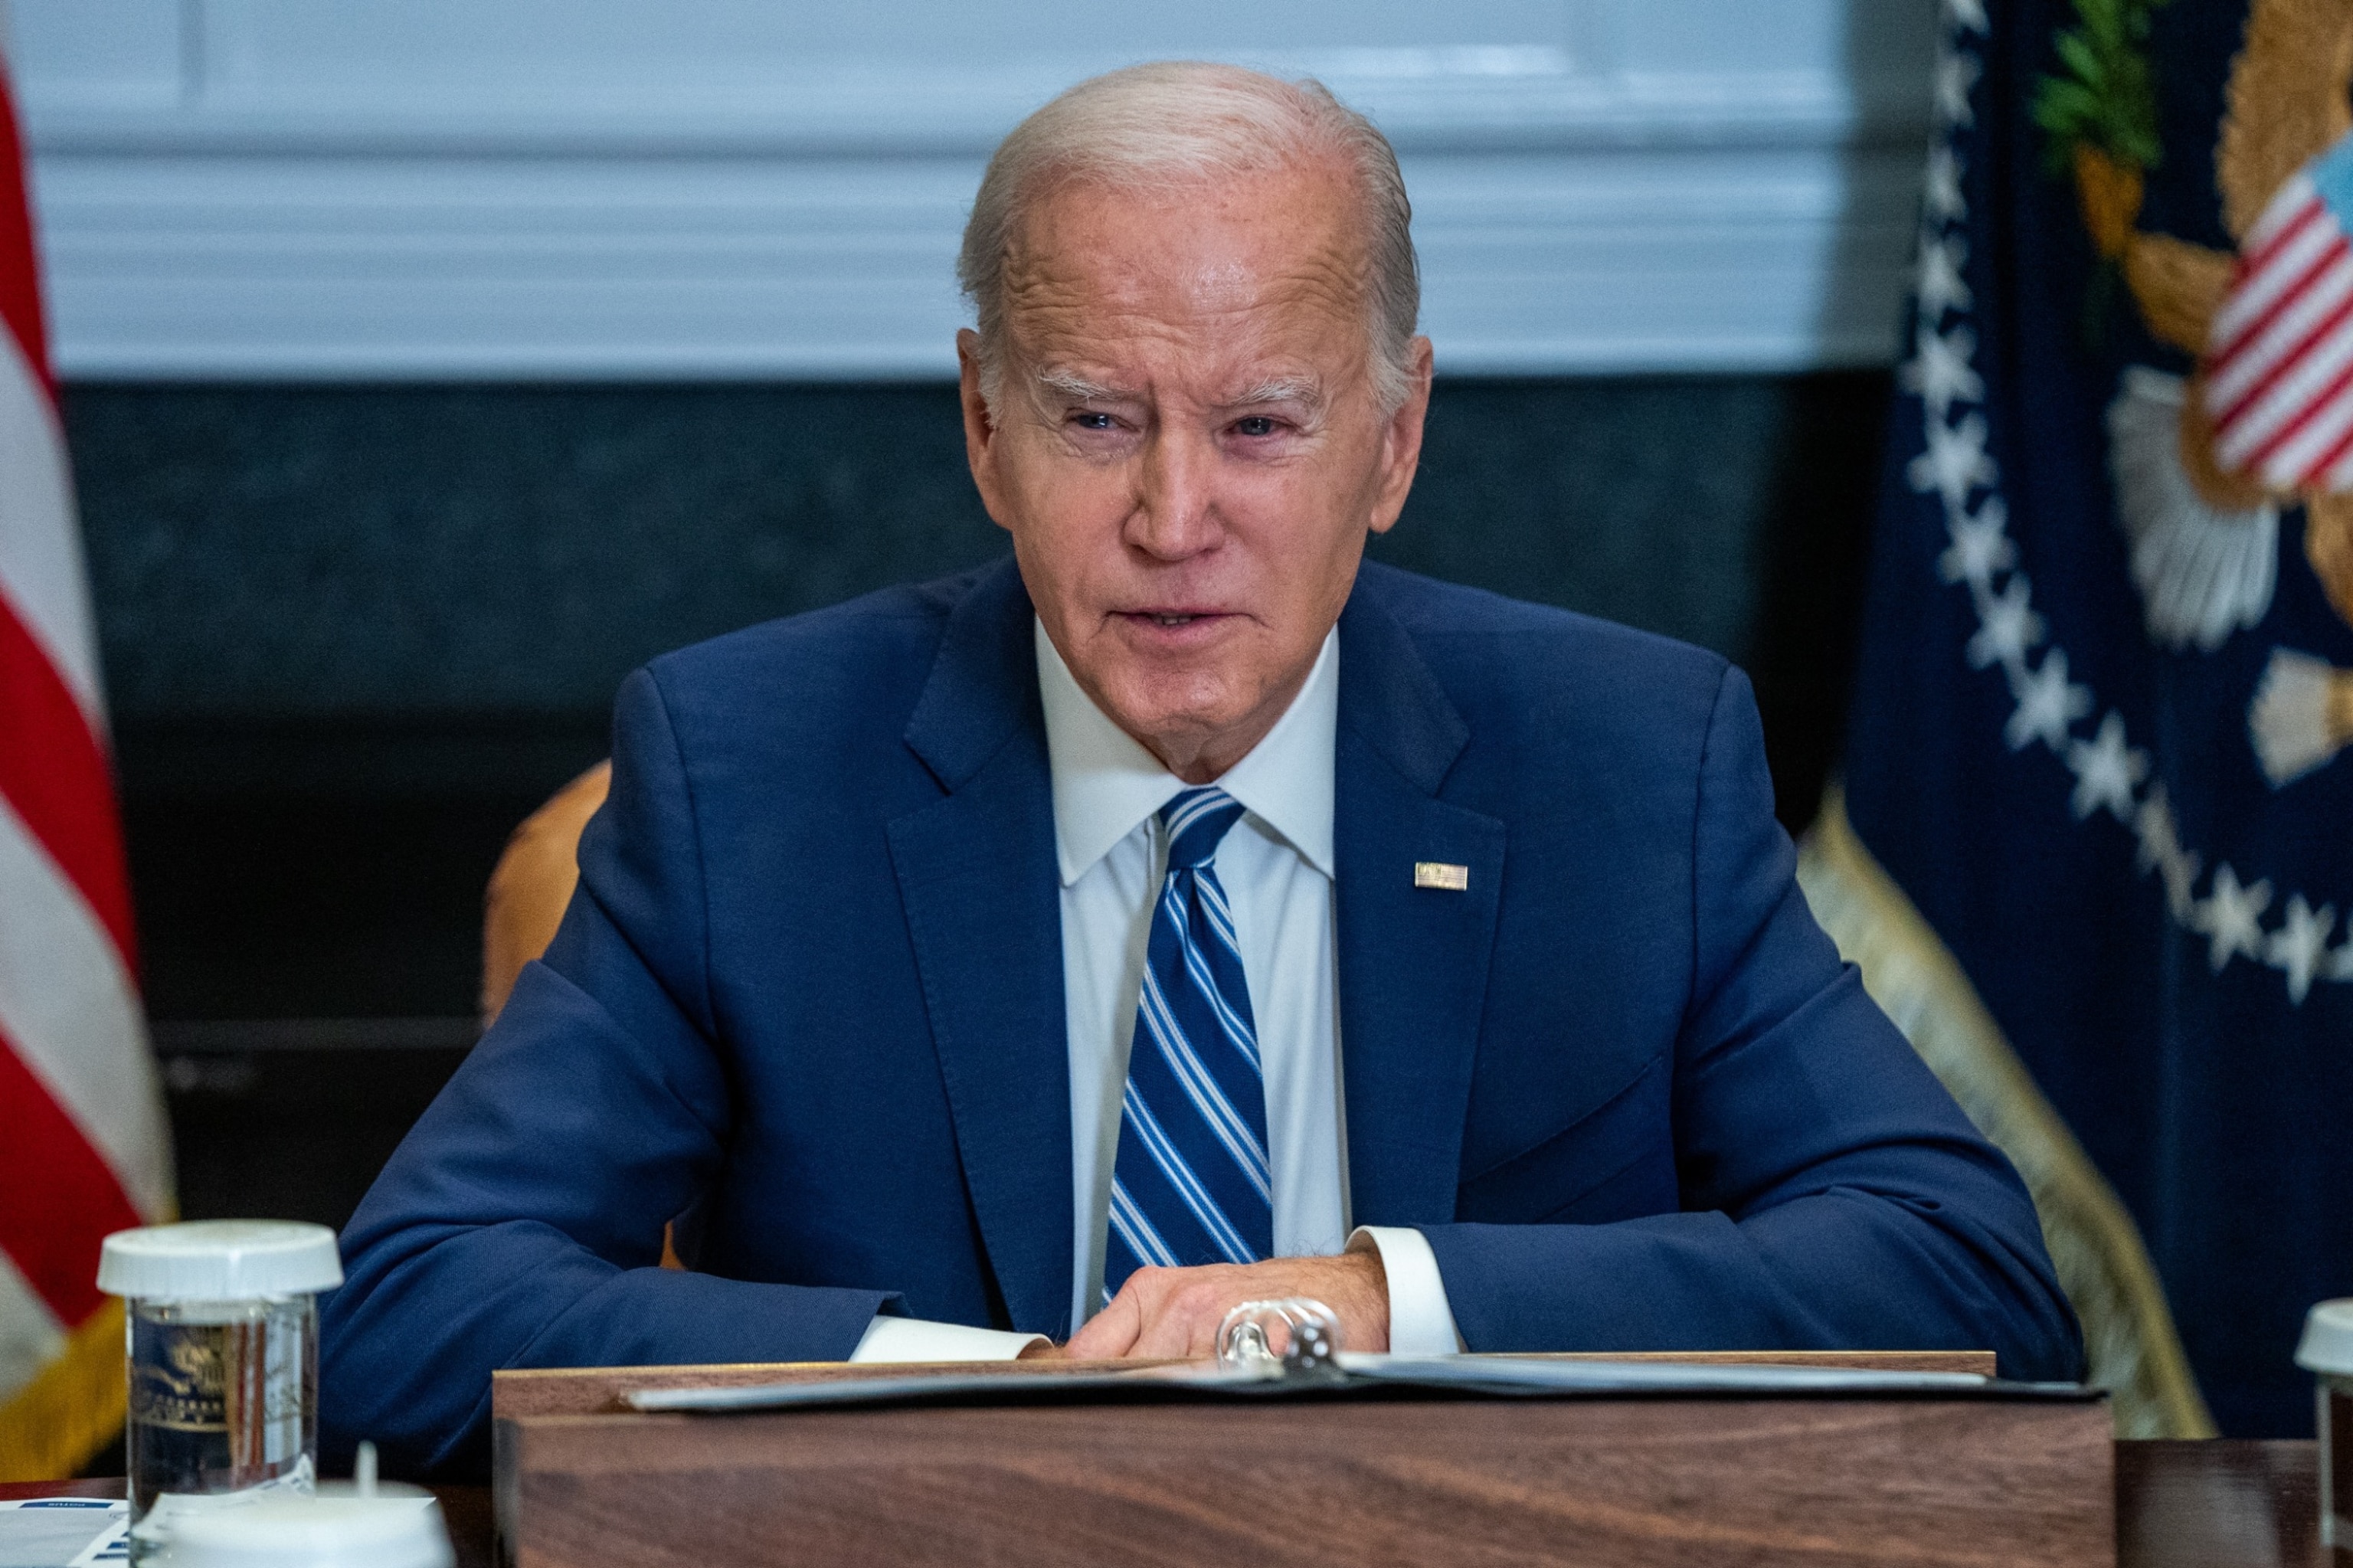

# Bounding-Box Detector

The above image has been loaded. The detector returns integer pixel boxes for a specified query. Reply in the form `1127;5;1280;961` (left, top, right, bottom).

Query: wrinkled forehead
997;165;1375;378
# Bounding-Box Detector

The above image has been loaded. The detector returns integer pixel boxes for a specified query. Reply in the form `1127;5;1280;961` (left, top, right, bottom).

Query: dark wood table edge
5;1439;2320;1567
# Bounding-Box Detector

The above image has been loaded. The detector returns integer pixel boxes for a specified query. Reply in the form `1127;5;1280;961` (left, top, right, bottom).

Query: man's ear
957;329;1013;532
1366;335;1435;537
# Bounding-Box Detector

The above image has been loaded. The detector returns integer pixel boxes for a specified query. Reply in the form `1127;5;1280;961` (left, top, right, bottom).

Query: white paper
0;1499;126;1568
64;1520;126;1568
628;1360;1275;1413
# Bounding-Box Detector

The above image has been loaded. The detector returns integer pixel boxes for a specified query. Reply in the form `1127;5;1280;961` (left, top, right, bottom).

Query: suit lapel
888;561;1074;1337
1334;585;1506;1226
884;564;1504;1316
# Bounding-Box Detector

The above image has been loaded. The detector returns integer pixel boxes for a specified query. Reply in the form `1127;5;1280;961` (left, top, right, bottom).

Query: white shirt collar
1034;618;1338;886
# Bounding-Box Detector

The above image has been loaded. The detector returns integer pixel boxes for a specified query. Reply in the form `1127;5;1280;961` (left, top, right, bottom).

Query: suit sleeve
319;667;900;1479
1416;666;2084;1380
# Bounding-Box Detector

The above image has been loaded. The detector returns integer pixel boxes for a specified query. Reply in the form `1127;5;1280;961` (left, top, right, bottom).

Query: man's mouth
1121;609;1226;629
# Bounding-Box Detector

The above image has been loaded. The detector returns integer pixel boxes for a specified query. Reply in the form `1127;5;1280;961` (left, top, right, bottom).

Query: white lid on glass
159;1497;453;1568
2296;1298;2353;1376
98;1220;343;1301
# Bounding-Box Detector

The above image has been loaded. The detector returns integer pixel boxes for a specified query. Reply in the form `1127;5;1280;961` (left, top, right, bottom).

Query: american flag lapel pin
1413;861;1470;892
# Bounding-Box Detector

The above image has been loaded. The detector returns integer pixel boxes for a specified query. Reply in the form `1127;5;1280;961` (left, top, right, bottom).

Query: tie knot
1160;787;1246;870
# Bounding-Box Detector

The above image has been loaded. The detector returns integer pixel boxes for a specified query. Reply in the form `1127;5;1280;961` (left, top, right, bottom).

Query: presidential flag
1834;0;2353;1435
0;38;173;1478
2205;144;2353;493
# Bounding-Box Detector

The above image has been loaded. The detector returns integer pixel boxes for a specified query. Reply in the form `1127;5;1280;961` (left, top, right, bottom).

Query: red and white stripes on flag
2205;144;2353;492
0;45;173;1480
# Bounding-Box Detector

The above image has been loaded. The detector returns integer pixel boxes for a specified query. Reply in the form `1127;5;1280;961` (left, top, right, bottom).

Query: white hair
957;61;1421;414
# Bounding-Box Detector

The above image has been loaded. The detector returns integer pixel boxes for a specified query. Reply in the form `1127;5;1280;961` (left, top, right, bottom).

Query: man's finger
1063;1280;1143;1359
1131;1274;1229;1359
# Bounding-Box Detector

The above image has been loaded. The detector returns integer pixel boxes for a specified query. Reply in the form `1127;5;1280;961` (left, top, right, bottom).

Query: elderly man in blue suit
322;62;2081;1475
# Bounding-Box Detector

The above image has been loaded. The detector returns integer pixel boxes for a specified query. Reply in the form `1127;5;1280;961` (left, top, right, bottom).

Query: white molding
9;1;1936;381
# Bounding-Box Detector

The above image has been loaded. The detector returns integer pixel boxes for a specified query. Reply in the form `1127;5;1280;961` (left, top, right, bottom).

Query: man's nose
1127;425;1224;561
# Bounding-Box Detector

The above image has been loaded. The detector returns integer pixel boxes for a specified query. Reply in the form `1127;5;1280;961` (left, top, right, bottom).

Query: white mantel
5;0;1936;381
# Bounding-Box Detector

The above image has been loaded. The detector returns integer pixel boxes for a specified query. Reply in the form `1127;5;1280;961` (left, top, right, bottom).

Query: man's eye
1072;411;1118;431
1232;416;1280;437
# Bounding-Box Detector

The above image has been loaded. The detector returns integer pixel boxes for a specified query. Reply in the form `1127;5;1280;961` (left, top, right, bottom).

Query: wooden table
2118;1442;2331;1567
2;1441;2330;1566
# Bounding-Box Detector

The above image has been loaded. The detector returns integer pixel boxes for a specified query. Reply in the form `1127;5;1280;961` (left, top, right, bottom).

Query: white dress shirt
852;620;1463;1362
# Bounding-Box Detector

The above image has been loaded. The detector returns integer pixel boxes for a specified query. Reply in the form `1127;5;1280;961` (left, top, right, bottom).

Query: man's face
960;162;1432;782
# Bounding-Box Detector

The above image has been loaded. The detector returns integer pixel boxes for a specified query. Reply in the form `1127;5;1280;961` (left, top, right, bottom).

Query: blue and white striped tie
1103;786;1273;1301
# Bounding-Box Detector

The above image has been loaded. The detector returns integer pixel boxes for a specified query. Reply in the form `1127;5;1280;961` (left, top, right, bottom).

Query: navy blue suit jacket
322;559;2080;1475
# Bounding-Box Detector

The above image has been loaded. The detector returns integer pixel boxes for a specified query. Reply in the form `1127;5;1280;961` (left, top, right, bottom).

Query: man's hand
1055;1249;1389;1360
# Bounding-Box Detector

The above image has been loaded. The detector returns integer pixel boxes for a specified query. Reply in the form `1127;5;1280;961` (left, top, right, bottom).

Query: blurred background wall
7;0;1935;1227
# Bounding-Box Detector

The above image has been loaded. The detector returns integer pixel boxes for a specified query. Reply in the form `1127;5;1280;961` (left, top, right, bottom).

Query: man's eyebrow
1029;369;1324;407
1222;376;1323;408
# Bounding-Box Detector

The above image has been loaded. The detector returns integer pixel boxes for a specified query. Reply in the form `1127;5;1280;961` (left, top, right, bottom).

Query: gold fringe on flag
1798;790;2216;1439
0;1297;125;1481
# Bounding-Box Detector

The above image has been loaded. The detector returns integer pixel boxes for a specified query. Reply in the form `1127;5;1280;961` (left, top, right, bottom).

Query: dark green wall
75;377;1882;725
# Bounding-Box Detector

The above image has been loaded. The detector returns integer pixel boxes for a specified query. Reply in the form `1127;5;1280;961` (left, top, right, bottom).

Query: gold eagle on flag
2055;0;2353;782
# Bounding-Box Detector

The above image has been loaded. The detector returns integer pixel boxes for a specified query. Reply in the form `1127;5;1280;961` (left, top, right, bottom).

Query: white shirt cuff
849;1315;1048;1363
1350;1225;1466;1355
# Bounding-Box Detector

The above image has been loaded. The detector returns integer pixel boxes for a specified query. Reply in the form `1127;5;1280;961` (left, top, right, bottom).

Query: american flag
2205;141;2353;492
0;40;173;1479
